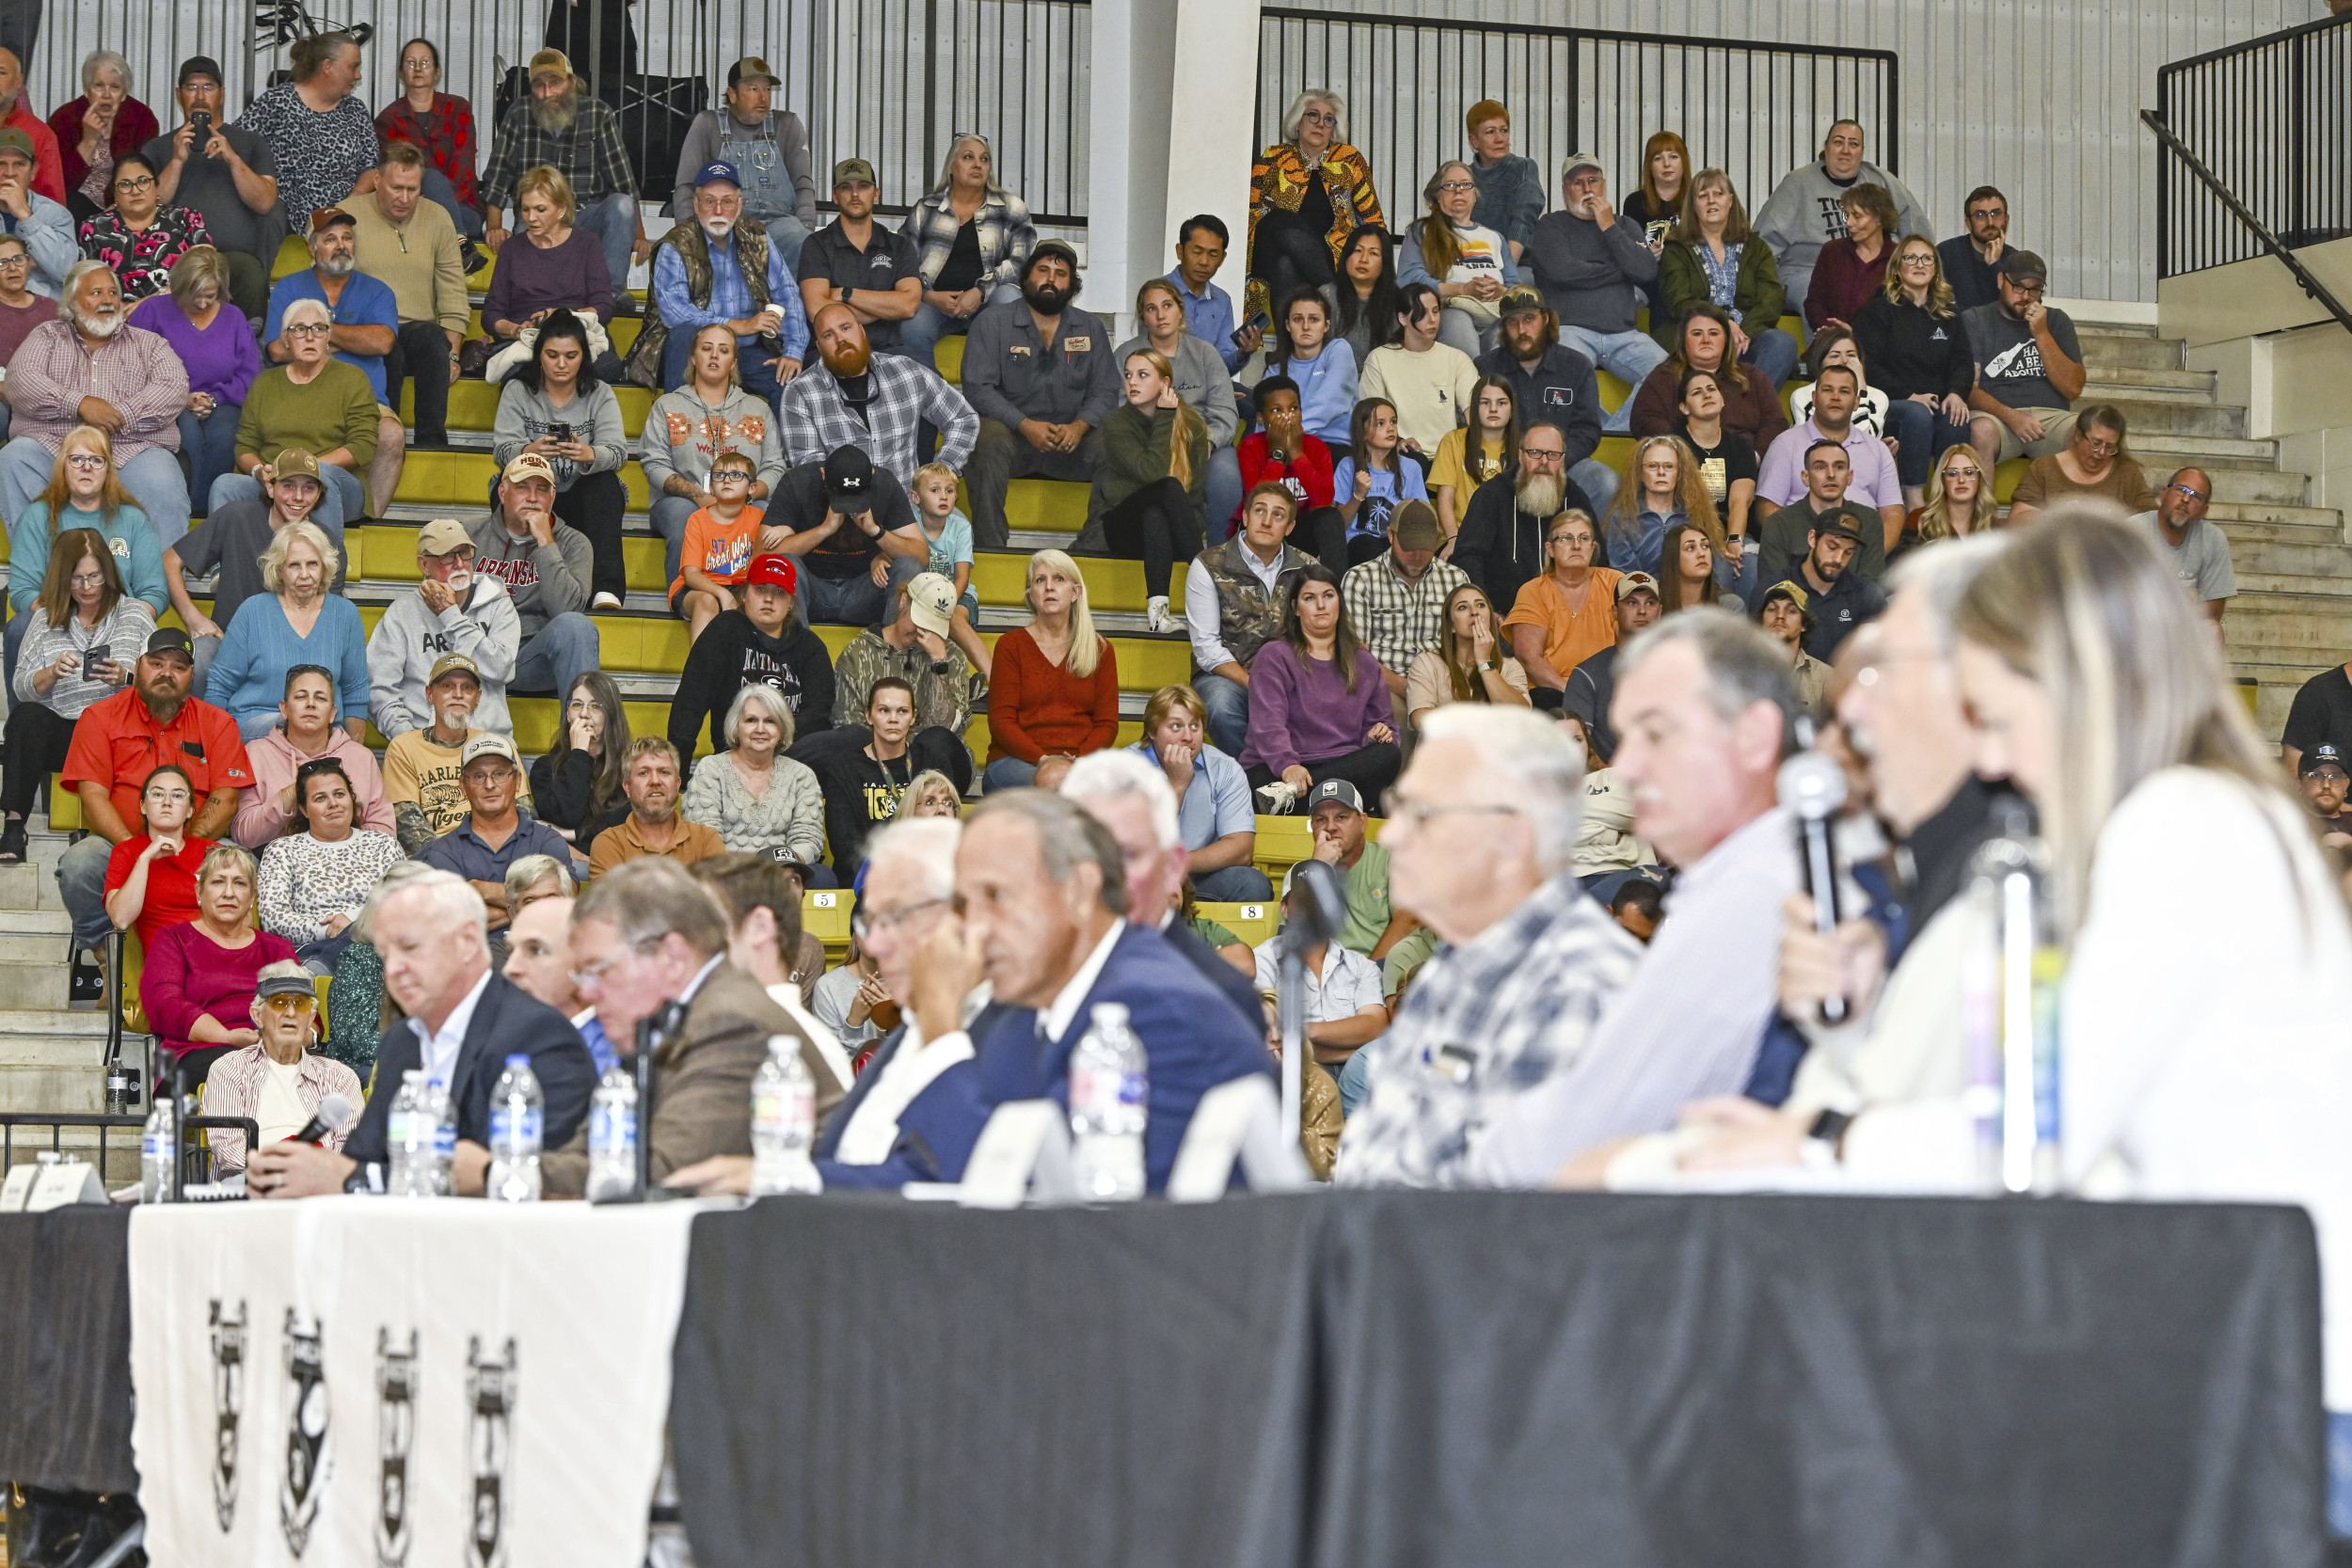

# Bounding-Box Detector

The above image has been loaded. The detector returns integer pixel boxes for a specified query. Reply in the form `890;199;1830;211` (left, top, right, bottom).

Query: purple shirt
482;228;616;331
1240;640;1396;776
127;293;259;406
1755;418;1902;514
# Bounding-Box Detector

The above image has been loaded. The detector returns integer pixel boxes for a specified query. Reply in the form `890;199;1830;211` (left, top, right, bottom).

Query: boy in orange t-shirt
672;451;773;641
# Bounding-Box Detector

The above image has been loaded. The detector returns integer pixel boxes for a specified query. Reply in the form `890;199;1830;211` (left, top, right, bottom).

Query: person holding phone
0;528;152;862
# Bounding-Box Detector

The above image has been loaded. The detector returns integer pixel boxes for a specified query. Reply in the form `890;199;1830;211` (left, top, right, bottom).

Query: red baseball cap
746;555;797;594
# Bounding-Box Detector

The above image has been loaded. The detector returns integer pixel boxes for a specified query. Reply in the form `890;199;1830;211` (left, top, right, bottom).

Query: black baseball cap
822;446;874;507
1809;517;1865;546
1026;239;1081;278
1999;248;2048;284
178;56;224;87
144;627;196;663
2302;744;2348;779
1306;780;1364;815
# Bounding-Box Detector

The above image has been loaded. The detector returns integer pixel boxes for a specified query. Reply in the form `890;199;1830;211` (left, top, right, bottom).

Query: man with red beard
778;299;977;488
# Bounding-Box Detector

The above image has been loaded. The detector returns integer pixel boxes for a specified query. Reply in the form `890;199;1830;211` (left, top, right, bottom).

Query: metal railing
20;0;1090;223
2141;108;2352;339
1;1113;258;1187
2153;10;2352;279
1256;10;1899;229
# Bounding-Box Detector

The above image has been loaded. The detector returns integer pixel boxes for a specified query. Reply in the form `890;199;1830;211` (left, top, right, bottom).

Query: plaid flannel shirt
375;92;480;210
1333;871;1644;1188
903;187;1037;292
777;355;979;486
1342;554;1470;680
480;92;636;214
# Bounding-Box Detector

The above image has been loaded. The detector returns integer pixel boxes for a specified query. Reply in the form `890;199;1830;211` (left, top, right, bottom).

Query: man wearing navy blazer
246;870;597;1197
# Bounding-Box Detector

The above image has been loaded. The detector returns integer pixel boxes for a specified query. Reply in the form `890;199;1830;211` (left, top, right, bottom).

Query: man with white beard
1449;419;1597;621
637;159;807;404
478;49;650;314
367;517;522;742
0;259;191;544
261;207;406;518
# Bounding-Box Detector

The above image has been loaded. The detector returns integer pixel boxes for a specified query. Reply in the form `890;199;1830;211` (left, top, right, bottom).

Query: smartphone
189;110;213;140
548;422;574;445
1233;311;1269;347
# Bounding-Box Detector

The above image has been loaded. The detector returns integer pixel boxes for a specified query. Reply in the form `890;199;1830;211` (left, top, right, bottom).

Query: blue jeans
512;611;601;699
982;756;1038;792
761;214;812;277
1742;326;1803;389
1206;447;1243;541
179;404;242;518
1880;394;1975;488
0;438;191;551
1555;325;1671;434
1193;672;1250;758
1570;457;1620;530
651;494;696;593
1191;863;1274;903
57;832;112;950
1336;1045;1371;1118
2330;1410;2352;1536
571;190;641;305
210;464;365;529
421;166;486;241
791;555;919;626
899;283;1024;372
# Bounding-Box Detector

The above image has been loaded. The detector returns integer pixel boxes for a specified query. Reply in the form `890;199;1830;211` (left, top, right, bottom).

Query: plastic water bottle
1963;810;2064;1196
586;1063;639;1202
423;1077;455;1196
749;1036;820;1196
140;1094;177;1203
1068;1003;1148;1202
385;1071;422;1196
486;1055;544;1202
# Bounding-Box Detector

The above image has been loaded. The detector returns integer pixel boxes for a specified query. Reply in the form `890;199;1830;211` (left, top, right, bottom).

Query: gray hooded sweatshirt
1754;158;1934;310
466;510;594;637
366;575;521;739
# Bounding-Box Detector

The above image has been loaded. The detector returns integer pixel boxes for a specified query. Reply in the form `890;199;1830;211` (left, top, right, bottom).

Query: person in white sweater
366;517;522;738
1358;283;1479;460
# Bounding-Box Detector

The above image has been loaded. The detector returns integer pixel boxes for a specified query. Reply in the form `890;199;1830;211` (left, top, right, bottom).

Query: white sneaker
592;591;623;611
1146;595;1174;634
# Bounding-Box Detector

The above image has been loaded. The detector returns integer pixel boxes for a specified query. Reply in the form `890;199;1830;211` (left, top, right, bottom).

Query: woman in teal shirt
5;425;167;686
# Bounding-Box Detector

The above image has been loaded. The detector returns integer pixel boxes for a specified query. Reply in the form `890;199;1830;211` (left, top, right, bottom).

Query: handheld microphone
1775;750;1851;1026
1283;859;1347;952
284;1093;355;1147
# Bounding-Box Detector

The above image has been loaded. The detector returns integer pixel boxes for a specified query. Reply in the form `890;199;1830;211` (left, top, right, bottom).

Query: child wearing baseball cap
672;450;770;641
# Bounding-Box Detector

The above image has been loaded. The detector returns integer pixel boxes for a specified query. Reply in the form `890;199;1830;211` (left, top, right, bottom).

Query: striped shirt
1341;553;1469;682
2;319;189;460
201;1044;366;1174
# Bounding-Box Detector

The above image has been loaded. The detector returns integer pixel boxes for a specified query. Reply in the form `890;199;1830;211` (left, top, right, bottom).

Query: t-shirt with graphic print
1329;456;1432;544
673;503;768;599
1962;302;2081;413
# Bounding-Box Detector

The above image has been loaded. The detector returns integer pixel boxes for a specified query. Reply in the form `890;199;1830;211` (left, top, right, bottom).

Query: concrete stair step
2131;431;2280;465
0;1010;119;1119
2084;398;2245;438
2076;334;2185;372
2078;378;2215;407
0;955;81;1009
2206;468;2315;506
2080;365;2214;394
2211;500;2343;535
2243;570;2352;598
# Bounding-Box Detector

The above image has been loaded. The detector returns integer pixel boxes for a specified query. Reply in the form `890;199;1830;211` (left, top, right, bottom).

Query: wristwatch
1800;1107;1854;1169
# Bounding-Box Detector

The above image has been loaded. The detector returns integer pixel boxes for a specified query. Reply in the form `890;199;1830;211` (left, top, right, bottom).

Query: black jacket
342;972;597;1182
667;609;838;768
1474;342;1603;470
1563;645;1621;764
788;725;973;881
1851;293;1976;402
1162;917;1264;1034
1452;465;1598;623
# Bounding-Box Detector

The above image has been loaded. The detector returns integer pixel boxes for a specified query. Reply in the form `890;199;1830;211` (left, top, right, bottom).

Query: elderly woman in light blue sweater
206;520;369;742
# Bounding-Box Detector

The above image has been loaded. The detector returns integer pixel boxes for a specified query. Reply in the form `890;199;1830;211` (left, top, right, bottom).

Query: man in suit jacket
248;872;596;1197
544;857;840;1196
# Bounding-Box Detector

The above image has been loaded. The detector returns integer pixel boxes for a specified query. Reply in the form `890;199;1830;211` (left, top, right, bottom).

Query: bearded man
478;48;649;314
1450;417;1597;619
262;206;407;518
956;240;1117;549
632;159;806;405
778;300;978;488
0;258;191;545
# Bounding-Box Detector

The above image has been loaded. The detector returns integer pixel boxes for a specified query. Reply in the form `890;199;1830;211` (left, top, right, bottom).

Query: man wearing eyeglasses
1936;185;2011;312
198;961;365;1178
1452;420;1598;620
2135;467;2233;628
0;127;70;298
262;207;407;519
0;233;54;444
420;734;575;954
1961;250;2086;477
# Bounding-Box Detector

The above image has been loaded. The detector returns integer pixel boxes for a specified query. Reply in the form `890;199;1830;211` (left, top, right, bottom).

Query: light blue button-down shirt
652;230;810;361
1167;269;1242;374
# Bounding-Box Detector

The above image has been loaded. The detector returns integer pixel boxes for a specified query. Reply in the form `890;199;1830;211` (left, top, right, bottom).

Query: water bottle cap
504;1053;530;1069
426;1077;444;1087
1089;1002;1131;1028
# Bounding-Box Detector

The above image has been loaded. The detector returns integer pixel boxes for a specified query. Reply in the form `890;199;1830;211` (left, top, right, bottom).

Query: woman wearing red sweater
982;549;1121;791
1804;182;1899;336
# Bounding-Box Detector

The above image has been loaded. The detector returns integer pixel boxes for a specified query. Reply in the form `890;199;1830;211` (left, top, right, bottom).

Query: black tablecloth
672;1191;2327;1568
0;1207;137;1493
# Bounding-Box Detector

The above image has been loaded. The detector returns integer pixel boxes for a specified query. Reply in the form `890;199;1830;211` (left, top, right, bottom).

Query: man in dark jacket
667;553;837;765
1450;420;1597;624
1476;288;1615;518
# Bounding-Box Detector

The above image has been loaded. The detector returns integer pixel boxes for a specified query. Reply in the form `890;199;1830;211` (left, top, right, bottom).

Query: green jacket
1653;238;1788;353
1076;402;1211;550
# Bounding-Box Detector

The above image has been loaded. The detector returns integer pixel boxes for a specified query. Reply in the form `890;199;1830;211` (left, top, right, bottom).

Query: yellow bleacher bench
803;886;852;962
1195;900;1277;952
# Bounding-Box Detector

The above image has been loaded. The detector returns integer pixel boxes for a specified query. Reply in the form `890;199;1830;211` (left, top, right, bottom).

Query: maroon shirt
0;294;58;368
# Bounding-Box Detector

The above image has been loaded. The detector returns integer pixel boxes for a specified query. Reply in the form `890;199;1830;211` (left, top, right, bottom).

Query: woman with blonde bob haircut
208;518;368;740
894;769;964;820
981;548;1120;791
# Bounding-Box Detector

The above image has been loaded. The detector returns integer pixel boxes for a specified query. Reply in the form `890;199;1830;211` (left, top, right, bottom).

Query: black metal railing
1;1113;257;1188
2153;10;2352;279
2141;109;2352;339
1256;10;1899;230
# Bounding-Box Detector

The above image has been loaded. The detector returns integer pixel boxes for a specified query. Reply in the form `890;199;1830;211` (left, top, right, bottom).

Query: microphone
1283;859;1347;952
1775;750;1851;1026
284;1093;355;1147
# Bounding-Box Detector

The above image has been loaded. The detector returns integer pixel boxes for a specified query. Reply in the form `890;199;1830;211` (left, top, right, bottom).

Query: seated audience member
781;303;977;497
2138;466;2234;626
1757;580;1834;721
167;451;346;691
670;554;837;759
250;870;596;1197
2285;659;2352;780
766;444;927;626
531;671;628;844
349;142;466;451
898;769;963;819
1430;375;1518;546
1266;287;1359;451
262;209;405;519
1358;284;1480;458
983;548;1120;791
670;454;778;641
1963;251;2085;475
1256;872;1389;1068
2303;747;2352;853
1343;500;1468;709
832;574;974;743
137;843;297;1087
1406;579;1532;733
1502;509;1624;704
58;629;251;959
53;51;157;220
1852;235;1977;505
220;297;378;529
1621;131;1689;276
0;46;61;197
467;451;601;702
76;152;207;299
129;247;256;515
1756;364;1903;563
2006;404;2155;522
1561;574;1663;765
644;325;787;590
1128;684;1267;903
586;737;724;875
420;734;572;938
0;530;152;860
1803;181;1898;335
798;676;968;883
1330;397;1431;566
1653;166;1798;388
795;156;920;353
961;242;1117;549
1247;90;1383;317
369;517;521;740
479;49;647;317
1937;185;2012;312
1471;610;1800;1183
1082;345;1210;630
637;158;805;402
1236;374;1344;555
1185;483;1315;759
669;56;816;270
478;165;619;380
494;862;599;1064
206;519;367;741
1672;368;1760;542
1335;223;1408;375
810;937;887;1063
0;130;72;301
1787;515;1888;661
1400;159;1519;360
1754;119;1932;309
1524;154;1669;432
234;664;392;849
1905;445;1996;554
1336;719;1646;1184
680;683;827;874
547;856;839;1197
1659;518;1737;614
1451;420;1597;620
1165;215;1251;374
900;132;1034;369
1604;433;1733;583
1788;327;1892;438
308;856;422;1069
1757;439;1885;590
0;261;190;549
0;232;58;428
101;763;213;950
689;851;835;1049
377;39;483;242
201;960;363;1175
1608;876;1664;942
6;425;166;679
1629;304;1788;453
907;466;991;677
145;59;278;322
1466;101;1543;263
1118;277;1241;526
257;756;404;972
1243;566;1400;807
381;655;521;852
233;32;377;233
1302;779;1417;960
492;312;629;608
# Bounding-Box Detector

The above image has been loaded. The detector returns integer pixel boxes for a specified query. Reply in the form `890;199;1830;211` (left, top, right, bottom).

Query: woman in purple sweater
128;247;259;520
1241;562;1402;809
475;166;622;381
138;842;298;1094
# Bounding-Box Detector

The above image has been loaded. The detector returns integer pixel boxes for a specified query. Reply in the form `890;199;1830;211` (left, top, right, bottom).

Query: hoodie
666;608;838;768
1753;158;1934;310
366;576;522;739
466;510;593;636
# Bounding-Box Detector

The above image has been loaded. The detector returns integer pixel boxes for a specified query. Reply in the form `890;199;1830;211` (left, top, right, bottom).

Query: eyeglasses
569;938;660;990
2167;482;2210;503
1548;531;1593;547
850;895;949;943
63;453;106;470
1899;253;1936;266
1436;180;1476;194
262;993;316;1015
1381;790;1524;828
2077;434;2120;456
1967;207;2007;221
114;175;155;192
1520;447;1566;466
69;571;106;587
1299;109;1337;124
284;323;331;338
0;254;29;268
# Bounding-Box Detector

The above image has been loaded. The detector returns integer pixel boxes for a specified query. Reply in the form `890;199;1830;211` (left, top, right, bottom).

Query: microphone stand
626;999;690;1202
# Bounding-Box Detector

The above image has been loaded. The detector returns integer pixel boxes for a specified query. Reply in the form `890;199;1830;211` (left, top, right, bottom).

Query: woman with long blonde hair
1090;346;1210;634
1406;579;1532;732
1904;445;1997;552
981;548;1120;792
1602;433;1724;579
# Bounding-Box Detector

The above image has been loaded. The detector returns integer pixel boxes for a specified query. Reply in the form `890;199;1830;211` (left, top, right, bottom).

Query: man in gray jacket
959;240;1118;548
1754;119;1933;311
369;515;523;739
0;128;73;297
464;451;600;705
1522;154;1668;434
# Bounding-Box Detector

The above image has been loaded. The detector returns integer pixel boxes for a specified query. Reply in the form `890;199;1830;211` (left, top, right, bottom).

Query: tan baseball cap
460;734;519;769
427;652;482;689
416;517;473;557
270;448;321;483
832;157;878;189
905;572;957;637
528;48;572;83
501;451;557;487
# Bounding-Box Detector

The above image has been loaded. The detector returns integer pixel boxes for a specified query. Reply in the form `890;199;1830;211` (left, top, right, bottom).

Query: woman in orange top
1502;509;1624;707
981;549;1120;792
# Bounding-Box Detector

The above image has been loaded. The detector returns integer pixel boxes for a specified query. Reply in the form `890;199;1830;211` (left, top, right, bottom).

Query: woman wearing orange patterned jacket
1245;87;1385;330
